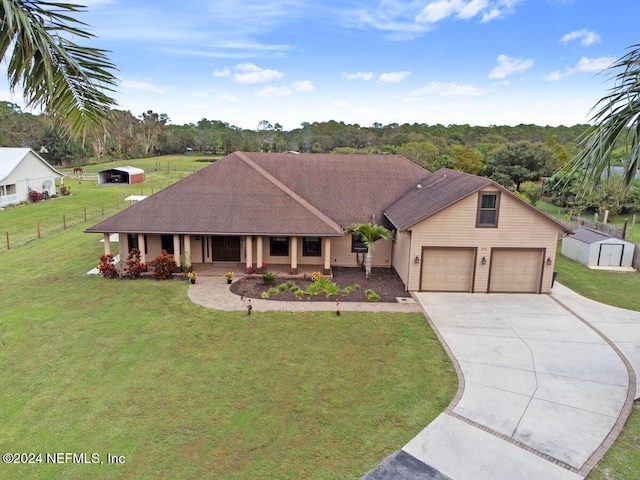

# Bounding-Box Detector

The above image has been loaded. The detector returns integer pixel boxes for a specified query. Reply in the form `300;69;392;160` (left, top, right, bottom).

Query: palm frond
0;0;118;133
566;44;640;190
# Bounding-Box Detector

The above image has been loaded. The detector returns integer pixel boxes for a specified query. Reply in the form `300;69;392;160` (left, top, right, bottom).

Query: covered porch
189;262;330;278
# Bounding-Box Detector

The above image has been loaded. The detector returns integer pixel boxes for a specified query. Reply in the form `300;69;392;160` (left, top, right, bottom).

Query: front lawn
0;226;456;479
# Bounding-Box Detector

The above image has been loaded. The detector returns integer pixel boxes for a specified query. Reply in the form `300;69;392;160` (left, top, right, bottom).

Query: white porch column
323;237;331;274
139;234;146;264
173;234;181;267
245;236;253;270
290;236;298;271
184;235;192;268
256;236;263;268
103;233;111;255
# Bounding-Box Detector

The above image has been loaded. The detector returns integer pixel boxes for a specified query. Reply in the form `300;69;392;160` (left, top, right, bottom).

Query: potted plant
225;271;234;284
187;270;198;284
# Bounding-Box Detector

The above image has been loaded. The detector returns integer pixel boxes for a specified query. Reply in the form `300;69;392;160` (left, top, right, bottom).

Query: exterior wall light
547;257;552;266
481;256;487;265
414;255;420;264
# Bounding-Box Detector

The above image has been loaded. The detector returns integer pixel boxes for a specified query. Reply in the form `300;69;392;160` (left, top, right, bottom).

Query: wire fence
1;200;128;252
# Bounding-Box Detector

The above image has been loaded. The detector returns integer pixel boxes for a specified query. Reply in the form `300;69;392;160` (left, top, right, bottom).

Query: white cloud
331;100;351;107
343;71;376;81
219;93;239;102
120;79;165;93
406;81;486;98
292;80;314;92
233;63;283;84
560;29;601;46
416;0;519;24
379;71;412;83
546;56;615;80
257;86;291;97
488;54;534;79
213;68;231;78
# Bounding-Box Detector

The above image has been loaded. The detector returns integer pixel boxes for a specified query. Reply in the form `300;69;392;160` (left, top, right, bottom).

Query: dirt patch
229;266;410;303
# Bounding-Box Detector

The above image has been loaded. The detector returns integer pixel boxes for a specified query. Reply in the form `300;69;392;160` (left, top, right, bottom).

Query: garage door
420;248;476;292
489;249;544;293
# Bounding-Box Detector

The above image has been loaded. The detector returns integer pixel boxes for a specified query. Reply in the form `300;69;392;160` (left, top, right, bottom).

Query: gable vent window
477;192;500;227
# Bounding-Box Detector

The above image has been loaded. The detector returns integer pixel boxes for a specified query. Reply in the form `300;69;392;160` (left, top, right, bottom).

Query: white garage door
489;249;544;293
420;248;476;292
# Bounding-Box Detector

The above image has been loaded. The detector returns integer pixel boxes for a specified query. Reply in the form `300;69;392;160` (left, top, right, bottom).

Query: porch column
290;236;298;272
245;236;253;271
139;234;146;264
256;236;263;269
184;235;192;268
173;234;181;267
103;233;111;256
323;238;331;274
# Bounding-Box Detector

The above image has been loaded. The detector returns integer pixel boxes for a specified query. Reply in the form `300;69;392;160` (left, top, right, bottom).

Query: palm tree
566;44;640;189
345;223;393;279
0;1;118;133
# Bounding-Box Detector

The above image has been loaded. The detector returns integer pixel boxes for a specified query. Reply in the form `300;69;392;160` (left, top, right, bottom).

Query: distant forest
4;101;639;214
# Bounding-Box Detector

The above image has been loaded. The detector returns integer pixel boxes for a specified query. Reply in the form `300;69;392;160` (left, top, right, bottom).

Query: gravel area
229;266;411;303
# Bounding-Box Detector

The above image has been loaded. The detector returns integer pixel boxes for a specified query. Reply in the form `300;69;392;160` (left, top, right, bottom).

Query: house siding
407;187;562;293
330;234;392;268
392;231;411;287
2;151;60;202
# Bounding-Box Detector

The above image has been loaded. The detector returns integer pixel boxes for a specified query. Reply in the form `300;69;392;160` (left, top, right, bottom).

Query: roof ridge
235;152;343;233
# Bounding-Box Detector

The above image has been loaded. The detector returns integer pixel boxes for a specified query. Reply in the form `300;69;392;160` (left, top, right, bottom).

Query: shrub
149;250;176;280
267;287;280;296
311;271;323;282
293;289;304;299
124;248;145;279
262;271;276;285
29;189;45;203
306;277;339;297
365;289;380;302
98;254;119;279
60;184;71;196
261;292;270;299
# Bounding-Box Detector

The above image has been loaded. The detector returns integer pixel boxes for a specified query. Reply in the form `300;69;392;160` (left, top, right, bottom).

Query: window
477;192;500;227
270;237;289;256
351;234;368;252
127;234;139;251
303;237;322;256
161;234;174;254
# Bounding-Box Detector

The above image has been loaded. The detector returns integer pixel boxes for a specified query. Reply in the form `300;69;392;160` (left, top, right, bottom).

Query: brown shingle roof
385;168;572;234
85;152;431;235
384;168;491;230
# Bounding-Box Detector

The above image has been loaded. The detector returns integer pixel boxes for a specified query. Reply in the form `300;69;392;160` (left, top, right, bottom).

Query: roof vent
416;184;422;189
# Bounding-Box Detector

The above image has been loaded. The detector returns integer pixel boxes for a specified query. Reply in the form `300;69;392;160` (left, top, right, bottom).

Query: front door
211;236;241;261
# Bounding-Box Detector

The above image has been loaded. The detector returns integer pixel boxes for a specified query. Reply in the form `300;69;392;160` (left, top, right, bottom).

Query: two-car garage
419;247;545;293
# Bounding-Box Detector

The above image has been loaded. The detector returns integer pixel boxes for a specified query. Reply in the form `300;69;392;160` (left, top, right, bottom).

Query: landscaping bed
230;266;411;302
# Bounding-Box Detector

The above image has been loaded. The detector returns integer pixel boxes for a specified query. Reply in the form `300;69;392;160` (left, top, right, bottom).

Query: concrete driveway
400;291;634;480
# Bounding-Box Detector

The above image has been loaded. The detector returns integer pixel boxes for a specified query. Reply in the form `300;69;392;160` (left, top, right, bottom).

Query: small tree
98;254;119;279
344;223;393;279
149;250;176;280
124;248;145;279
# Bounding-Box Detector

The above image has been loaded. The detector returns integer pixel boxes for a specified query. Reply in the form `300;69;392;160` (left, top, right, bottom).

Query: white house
0;148;65;207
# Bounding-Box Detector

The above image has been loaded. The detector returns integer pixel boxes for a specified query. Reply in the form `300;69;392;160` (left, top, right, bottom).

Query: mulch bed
229;266;410;302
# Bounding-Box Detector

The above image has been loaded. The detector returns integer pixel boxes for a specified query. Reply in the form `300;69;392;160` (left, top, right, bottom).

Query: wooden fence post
63;214;67;229
5;231;9;250
84;207;87;222
37;223;40;238
102;203;104;215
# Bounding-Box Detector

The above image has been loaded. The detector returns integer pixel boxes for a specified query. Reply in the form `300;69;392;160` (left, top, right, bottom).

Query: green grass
1;155;216;251
0;174;456;479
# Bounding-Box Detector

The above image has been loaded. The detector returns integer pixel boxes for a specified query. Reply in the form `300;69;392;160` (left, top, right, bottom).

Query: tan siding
392;231;411;287
146;235;163;260
407;188;562;292
330;234;392;267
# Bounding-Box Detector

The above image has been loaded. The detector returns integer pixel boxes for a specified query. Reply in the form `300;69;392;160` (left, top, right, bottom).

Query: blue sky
2;0;638;130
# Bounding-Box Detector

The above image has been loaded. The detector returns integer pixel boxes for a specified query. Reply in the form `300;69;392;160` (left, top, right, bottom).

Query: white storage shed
97;166;144;185
561;228;635;268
